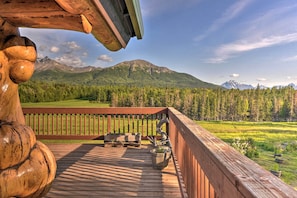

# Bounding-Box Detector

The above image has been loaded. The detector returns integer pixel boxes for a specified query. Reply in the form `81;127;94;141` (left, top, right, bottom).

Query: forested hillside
32;59;220;88
20;81;297;122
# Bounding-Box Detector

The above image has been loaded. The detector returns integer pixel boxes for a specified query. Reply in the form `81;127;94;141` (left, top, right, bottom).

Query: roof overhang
0;0;143;51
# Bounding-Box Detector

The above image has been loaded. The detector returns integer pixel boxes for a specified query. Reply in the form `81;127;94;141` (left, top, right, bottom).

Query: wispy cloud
257;78;267;82
19;28;94;66
52;41;88;66
207;2;297;63
63;41;80;50
230;73;239;78
55;54;84;66
98;54;113;62
208;33;297;63
50;46;59;53
195;0;253;41
283;55;297;62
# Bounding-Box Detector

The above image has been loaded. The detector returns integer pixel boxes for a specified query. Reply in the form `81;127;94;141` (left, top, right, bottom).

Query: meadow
21;99;110;108
198;121;297;188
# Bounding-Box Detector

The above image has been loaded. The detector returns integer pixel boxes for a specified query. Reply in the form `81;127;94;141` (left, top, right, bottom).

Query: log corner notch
0;19;56;198
0;0;144;51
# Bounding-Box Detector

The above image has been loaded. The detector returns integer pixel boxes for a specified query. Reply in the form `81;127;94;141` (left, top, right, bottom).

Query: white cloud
51;41;88;66
50;46;59;53
208;33;297;63
230;73;239;78
257;78;267;82
64;41;80;50
195;0;253;41
98;54;113;62
283;55;297;62
55;54;84;67
207;2;297;63
244;3;297;39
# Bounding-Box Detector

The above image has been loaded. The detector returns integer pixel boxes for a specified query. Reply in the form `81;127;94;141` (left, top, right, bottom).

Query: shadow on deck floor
44;144;182;198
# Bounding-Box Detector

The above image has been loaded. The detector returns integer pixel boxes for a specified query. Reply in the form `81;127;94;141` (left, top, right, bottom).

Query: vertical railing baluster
33;113;35;134
122;115;124;133
145;115;148;136
132;114;134;133
205;175;210;198
136;115;139;134
198;163;201;198
88;114;91;135
84;114;86;135
56;114;58;135
70;114;72;135
45;113;47;135
98;114;104;136
107;115;111;133
93;114;95;136
102;115;105;135
113;115;116;133
141;115;144;136
65;114;68;135
188;149;193;198
78;114;81;136
209;183;215;198
118;114;119;133
193;157;198;198
126;115;129;133
200;168;205;198
51;113;53;135
37;114;40;135
74;114;77;135
42;114;44;135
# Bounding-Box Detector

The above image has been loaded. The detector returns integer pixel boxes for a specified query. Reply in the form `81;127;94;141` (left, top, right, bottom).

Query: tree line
19;81;297;122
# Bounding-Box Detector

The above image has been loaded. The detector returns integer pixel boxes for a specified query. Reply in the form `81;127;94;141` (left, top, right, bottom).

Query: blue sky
20;0;297;87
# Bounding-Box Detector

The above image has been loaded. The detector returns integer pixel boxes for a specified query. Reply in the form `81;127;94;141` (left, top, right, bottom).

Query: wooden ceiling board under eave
0;0;132;51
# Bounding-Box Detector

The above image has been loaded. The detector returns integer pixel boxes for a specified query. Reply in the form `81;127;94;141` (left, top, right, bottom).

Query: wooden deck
44;144;182;198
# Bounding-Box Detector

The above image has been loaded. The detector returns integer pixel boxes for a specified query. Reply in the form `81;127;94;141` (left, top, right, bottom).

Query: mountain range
33;57;221;88
221;80;297;90
33;57;297;90
221;80;254;90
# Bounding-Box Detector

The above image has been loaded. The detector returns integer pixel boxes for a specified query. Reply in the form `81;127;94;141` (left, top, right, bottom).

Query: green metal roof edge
125;0;144;39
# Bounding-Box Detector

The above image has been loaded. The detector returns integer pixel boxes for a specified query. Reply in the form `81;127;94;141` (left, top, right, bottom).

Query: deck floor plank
44;144;182;198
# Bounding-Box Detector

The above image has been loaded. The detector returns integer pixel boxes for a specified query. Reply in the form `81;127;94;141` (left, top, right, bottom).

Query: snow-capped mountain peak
221;80;254;90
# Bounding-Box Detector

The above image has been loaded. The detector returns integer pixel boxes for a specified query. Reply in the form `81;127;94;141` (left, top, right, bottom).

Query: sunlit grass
197;121;297;189
21;99;110;108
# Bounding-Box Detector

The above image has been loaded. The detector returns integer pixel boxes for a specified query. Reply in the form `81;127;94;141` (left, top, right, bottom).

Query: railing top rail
168;107;297;198
22;107;168;115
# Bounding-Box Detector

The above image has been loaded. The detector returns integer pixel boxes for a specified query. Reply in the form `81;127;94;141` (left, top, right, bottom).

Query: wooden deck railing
22;107;297;198
22;107;168;140
167;107;297;198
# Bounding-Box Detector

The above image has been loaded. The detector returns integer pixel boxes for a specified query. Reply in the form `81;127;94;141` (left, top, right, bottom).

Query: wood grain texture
44;144;183;198
0;0;135;51
168;107;297;198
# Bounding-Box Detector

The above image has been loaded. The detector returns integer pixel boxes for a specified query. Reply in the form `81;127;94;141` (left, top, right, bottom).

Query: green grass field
21;99;110;108
197;121;297;189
